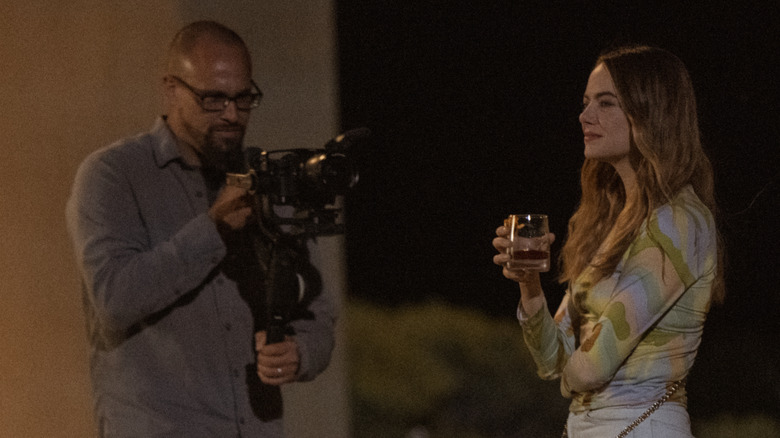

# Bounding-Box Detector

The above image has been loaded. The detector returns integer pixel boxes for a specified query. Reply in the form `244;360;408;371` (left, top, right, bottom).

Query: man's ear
162;76;176;108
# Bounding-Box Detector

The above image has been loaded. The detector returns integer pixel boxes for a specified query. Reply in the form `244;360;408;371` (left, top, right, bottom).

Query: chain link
561;380;683;438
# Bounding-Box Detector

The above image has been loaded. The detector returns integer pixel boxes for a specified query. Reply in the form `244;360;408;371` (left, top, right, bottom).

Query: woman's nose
579;103;595;125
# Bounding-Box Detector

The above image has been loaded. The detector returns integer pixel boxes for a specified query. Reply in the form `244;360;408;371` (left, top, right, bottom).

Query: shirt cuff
517;295;547;324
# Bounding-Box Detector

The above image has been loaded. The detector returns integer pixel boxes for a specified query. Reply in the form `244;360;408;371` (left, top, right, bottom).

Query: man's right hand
208;185;254;231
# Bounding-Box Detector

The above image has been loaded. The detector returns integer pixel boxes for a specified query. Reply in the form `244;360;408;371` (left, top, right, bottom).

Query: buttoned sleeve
287;236;339;381
291;290;336;381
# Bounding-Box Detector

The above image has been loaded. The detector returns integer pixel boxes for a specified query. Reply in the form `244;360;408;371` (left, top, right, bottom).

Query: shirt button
225;322;232;331
239;417;245;425
233;369;239;378
195;191;204;198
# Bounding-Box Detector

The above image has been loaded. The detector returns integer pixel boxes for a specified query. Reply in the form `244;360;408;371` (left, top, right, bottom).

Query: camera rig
226;128;369;344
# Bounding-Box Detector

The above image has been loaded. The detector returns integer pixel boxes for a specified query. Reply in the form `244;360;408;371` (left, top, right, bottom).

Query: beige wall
0;1;347;436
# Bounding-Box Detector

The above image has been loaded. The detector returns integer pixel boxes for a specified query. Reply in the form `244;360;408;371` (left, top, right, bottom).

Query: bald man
66;21;335;437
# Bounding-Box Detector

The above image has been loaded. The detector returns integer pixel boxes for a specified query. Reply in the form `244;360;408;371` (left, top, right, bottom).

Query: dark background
336;1;779;420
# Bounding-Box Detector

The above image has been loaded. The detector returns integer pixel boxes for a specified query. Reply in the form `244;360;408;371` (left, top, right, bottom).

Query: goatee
200;135;245;173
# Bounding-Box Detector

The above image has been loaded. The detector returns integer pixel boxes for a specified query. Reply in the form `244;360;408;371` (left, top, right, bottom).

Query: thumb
254;331;267;349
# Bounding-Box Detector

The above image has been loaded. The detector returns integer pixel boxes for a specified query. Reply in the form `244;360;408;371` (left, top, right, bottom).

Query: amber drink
504;214;550;272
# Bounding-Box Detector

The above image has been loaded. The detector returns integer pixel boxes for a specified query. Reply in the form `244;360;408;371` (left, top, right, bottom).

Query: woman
493;45;724;437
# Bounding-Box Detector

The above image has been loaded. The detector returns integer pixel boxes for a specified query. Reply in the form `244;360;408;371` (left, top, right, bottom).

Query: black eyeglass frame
168;75;263;112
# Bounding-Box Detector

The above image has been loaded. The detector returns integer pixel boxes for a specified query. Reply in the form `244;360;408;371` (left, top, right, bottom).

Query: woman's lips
583;132;601;143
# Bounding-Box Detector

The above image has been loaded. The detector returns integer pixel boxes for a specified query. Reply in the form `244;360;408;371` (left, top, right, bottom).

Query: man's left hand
255;331;301;385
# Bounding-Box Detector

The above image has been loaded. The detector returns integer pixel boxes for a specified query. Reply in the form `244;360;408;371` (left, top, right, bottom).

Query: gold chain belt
561;380;683;438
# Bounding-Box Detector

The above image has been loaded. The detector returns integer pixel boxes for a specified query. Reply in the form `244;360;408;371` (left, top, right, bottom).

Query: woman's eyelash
581;99;619;112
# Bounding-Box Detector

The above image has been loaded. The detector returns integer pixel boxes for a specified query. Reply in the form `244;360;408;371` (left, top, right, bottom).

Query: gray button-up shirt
66;118;335;437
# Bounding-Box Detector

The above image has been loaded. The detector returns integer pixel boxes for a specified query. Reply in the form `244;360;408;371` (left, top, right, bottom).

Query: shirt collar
151;116;187;169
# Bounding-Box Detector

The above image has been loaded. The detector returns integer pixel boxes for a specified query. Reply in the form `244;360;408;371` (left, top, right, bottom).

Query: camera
226;127;369;237
225;128;370;345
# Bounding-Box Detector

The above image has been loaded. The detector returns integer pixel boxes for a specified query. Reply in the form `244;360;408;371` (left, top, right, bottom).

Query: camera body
227;128;368;237
248;147;356;208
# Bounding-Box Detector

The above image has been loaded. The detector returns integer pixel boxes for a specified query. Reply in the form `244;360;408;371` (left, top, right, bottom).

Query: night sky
336;1;779;416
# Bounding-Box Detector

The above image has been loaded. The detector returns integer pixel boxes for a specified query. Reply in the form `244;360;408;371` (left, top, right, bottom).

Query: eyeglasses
168;75;263;112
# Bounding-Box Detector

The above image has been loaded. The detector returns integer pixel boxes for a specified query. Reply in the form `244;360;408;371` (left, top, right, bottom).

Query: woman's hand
493;225;556;315
492;225;556;285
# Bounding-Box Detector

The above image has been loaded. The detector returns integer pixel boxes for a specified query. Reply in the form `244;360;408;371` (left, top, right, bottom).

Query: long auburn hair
559;45;725;303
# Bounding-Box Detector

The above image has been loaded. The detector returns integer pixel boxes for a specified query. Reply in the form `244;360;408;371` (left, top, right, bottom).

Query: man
66;21;335;437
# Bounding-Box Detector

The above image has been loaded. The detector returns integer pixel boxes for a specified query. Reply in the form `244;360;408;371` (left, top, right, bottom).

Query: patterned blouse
518;185;717;412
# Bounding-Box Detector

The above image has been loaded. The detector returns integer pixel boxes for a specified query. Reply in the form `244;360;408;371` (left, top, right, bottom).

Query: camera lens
304;153;358;195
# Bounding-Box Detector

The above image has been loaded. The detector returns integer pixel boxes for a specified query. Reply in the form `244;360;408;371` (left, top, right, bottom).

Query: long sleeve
291;286;336;381
518;186;717;411
518;292;577;380
66;119;341;435
66;141;226;338
561;192;716;397
561;244;686;395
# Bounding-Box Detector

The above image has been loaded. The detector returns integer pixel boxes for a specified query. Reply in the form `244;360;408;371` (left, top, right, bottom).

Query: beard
205;129;246;172
186;121;247;172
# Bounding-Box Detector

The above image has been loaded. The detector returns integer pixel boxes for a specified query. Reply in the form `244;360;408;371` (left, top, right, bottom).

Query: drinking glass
503;214;550;272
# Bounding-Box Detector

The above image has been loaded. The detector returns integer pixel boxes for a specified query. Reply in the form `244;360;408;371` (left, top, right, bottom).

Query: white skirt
565;402;693;438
